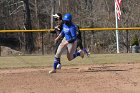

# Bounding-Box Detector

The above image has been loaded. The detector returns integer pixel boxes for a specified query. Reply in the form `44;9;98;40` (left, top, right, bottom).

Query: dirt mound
0;46;22;56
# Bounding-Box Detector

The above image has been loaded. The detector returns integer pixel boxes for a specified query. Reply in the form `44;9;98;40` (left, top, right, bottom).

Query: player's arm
55;30;64;43
50;26;60;34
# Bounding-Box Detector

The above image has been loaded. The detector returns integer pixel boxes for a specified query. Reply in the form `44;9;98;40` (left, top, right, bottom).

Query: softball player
51;13;63;54
49;13;84;74
76;25;90;56
51;13;63;69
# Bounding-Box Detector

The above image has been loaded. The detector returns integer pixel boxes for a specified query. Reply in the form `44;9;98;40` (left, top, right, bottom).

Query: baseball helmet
63;13;72;21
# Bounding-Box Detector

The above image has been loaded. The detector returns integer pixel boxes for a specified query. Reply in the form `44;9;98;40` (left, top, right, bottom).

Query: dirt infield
0;63;140;93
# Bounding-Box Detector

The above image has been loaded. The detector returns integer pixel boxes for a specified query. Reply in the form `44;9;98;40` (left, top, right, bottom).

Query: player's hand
54;34;62;43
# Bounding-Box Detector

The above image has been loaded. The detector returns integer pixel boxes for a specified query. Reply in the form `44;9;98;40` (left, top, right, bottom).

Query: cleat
87;52;90;57
83;48;90;57
49;69;56;74
57;64;61;69
79;50;84;58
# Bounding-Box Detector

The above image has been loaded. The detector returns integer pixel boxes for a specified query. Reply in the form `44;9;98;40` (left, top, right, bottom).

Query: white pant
55;37;77;61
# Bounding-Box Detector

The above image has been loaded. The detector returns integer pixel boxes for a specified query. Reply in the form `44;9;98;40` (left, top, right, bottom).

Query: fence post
126;30;129;53
42;32;44;55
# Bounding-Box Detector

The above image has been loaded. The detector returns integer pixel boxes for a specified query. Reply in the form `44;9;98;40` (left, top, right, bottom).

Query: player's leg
83;48;90;56
54;42;59;54
54;39;62;54
78;39;83;50
67;40;84;61
66;40;77;61
75;39;84;58
49;38;66;73
54;39;63;69
78;39;90;57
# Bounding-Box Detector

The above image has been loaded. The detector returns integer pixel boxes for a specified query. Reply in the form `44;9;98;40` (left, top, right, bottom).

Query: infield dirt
0;63;140;93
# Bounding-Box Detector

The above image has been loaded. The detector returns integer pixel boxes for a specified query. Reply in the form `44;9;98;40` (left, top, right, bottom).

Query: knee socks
53;57;60;69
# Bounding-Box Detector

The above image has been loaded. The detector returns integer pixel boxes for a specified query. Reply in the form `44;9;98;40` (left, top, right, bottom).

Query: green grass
0;53;140;69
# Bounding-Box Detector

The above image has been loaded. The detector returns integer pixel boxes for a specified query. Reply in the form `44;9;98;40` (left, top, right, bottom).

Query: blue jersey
60;23;77;43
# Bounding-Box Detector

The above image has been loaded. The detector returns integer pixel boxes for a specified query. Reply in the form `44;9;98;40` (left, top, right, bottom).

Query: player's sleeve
68;26;77;43
60;29;64;37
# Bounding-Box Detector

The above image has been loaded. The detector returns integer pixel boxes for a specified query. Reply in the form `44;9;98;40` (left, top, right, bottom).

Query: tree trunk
24;0;34;54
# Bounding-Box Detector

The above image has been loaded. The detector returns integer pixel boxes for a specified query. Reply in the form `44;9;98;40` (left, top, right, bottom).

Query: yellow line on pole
80;27;140;31
0;27;140;33
0;29;54;33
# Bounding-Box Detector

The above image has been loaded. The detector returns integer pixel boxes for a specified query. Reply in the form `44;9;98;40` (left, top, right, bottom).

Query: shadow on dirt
61;65;133;73
85;65;128;72
84;69;128;72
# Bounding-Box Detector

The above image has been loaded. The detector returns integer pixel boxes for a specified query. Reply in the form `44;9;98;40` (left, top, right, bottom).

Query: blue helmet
63;13;72;21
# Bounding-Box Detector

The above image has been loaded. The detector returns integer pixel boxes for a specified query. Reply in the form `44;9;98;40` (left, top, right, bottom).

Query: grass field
0;53;140;69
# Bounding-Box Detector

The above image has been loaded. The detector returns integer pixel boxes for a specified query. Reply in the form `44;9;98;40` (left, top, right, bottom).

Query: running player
49;13;84;74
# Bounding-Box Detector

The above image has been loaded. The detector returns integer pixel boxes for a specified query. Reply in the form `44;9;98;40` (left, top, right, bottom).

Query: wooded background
0;0;140;54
